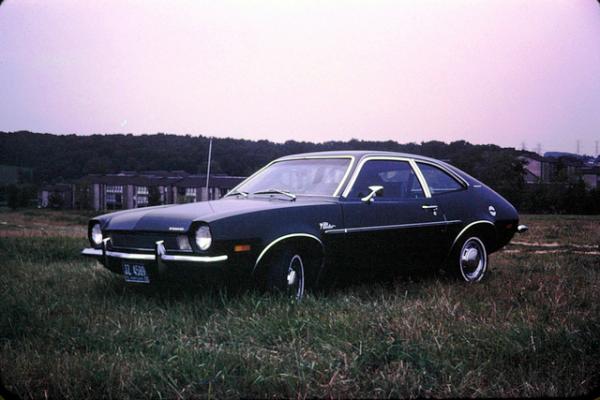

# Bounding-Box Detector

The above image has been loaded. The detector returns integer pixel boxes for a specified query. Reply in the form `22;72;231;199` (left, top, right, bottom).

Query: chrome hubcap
287;254;304;299
462;248;480;269
287;269;297;286
460;238;486;281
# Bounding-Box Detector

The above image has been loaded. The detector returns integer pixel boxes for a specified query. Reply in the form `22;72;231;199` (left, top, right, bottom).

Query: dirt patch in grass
0;209;93;238
518;214;600;247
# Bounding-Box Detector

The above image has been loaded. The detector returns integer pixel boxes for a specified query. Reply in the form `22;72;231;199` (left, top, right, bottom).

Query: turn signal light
234;244;251;252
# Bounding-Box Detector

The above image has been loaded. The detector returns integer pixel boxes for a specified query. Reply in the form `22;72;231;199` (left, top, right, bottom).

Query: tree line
1;131;599;214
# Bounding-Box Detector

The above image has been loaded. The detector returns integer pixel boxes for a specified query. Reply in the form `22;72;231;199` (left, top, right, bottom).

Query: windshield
234;158;352;196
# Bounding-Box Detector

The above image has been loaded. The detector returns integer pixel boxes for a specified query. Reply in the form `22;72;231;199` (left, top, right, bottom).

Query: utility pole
535;143;542;155
576;139;580;155
205;138;212;200
521;142;526;151
595;140;598;158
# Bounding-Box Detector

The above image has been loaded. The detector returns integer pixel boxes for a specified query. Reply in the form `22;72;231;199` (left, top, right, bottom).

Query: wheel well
452;223;497;254
253;236;324;281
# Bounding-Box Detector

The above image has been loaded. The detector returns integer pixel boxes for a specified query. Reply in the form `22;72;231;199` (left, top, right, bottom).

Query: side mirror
361;185;384;204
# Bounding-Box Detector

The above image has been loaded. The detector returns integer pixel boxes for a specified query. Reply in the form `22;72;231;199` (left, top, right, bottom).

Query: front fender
209;202;343;273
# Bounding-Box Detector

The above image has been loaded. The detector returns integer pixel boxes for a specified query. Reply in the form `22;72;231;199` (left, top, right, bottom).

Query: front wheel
266;248;306;300
450;236;488;282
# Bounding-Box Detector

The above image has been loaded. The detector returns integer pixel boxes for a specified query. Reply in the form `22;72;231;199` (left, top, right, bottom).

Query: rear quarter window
417;163;465;195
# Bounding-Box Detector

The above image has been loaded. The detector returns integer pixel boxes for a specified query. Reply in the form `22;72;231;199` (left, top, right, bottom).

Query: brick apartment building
39;171;246;210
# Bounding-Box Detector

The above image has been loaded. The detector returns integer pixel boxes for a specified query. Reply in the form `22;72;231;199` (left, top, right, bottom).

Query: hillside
0;131;526;197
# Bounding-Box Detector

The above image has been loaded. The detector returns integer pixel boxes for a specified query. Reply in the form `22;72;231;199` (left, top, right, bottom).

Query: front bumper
81;238;228;266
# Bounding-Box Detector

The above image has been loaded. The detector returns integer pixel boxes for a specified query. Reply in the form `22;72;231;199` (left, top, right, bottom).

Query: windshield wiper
227;189;248;198
252;188;296;201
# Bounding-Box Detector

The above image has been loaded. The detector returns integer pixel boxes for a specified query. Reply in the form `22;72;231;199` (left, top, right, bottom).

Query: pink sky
1;0;599;154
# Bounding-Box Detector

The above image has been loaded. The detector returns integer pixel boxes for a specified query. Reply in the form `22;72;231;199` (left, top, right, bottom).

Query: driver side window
348;160;425;199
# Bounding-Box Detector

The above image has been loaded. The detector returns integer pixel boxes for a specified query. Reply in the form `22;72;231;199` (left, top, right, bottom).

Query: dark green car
82;151;527;298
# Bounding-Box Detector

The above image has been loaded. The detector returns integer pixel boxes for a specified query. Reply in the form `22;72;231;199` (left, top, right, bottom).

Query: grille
109;232;184;251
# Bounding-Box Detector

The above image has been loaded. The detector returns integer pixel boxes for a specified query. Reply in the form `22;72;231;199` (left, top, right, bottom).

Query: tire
266;247;306;300
450;236;488;282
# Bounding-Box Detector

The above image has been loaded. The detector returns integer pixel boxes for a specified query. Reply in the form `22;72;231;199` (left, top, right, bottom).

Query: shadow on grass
93;260;448;307
95;273;245;303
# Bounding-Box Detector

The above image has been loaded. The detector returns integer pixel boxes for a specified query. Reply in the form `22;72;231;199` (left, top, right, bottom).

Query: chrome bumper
81;238;228;264
517;224;529;234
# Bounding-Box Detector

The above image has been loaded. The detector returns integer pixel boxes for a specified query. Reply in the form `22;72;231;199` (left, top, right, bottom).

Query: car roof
275;150;477;187
276;150;445;164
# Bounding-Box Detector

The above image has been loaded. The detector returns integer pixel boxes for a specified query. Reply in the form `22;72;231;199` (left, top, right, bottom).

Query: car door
338;158;451;271
414;161;470;244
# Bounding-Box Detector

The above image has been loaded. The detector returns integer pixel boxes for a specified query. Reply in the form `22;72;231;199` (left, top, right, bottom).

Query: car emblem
319;222;336;231
488;206;496;217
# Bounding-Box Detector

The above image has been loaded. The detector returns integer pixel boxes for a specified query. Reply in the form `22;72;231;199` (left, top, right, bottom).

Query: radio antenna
205;138;213;199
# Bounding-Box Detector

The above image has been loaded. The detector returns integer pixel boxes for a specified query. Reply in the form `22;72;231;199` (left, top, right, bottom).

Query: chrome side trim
225;155;356;199
81;248;228;263
450;220;495;250
341;156;432;199
325;219;462;234
253;233;323;272
409;159;432;198
332;156;356;197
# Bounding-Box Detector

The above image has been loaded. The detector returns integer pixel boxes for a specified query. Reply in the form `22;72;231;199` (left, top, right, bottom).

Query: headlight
91;223;103;246
195;225;212;250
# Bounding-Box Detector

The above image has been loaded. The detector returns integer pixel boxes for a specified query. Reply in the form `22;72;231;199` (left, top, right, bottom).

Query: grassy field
1;210;599;398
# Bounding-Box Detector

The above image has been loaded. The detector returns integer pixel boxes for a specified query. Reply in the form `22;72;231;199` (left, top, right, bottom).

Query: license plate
122;262;150;283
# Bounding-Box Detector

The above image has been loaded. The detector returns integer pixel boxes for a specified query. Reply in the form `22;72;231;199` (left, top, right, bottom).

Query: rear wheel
450;236;488;282
266;247;306;300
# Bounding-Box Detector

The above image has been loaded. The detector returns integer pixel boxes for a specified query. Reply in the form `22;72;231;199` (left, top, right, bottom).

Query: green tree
7;184;19;209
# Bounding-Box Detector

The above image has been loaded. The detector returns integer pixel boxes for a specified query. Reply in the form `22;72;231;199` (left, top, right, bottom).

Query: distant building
520;155;560;184
39;184;74;209
39;171;246;210
521;154;599;188
175;175;247;203
581;166;600;189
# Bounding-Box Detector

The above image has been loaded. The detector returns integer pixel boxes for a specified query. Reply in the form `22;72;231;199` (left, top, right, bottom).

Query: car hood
103;197;334;232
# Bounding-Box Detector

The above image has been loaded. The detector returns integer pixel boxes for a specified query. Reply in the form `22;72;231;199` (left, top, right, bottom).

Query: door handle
422;204;439;216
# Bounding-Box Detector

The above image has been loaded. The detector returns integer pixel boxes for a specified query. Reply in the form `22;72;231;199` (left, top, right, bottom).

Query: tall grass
1;216;599;398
